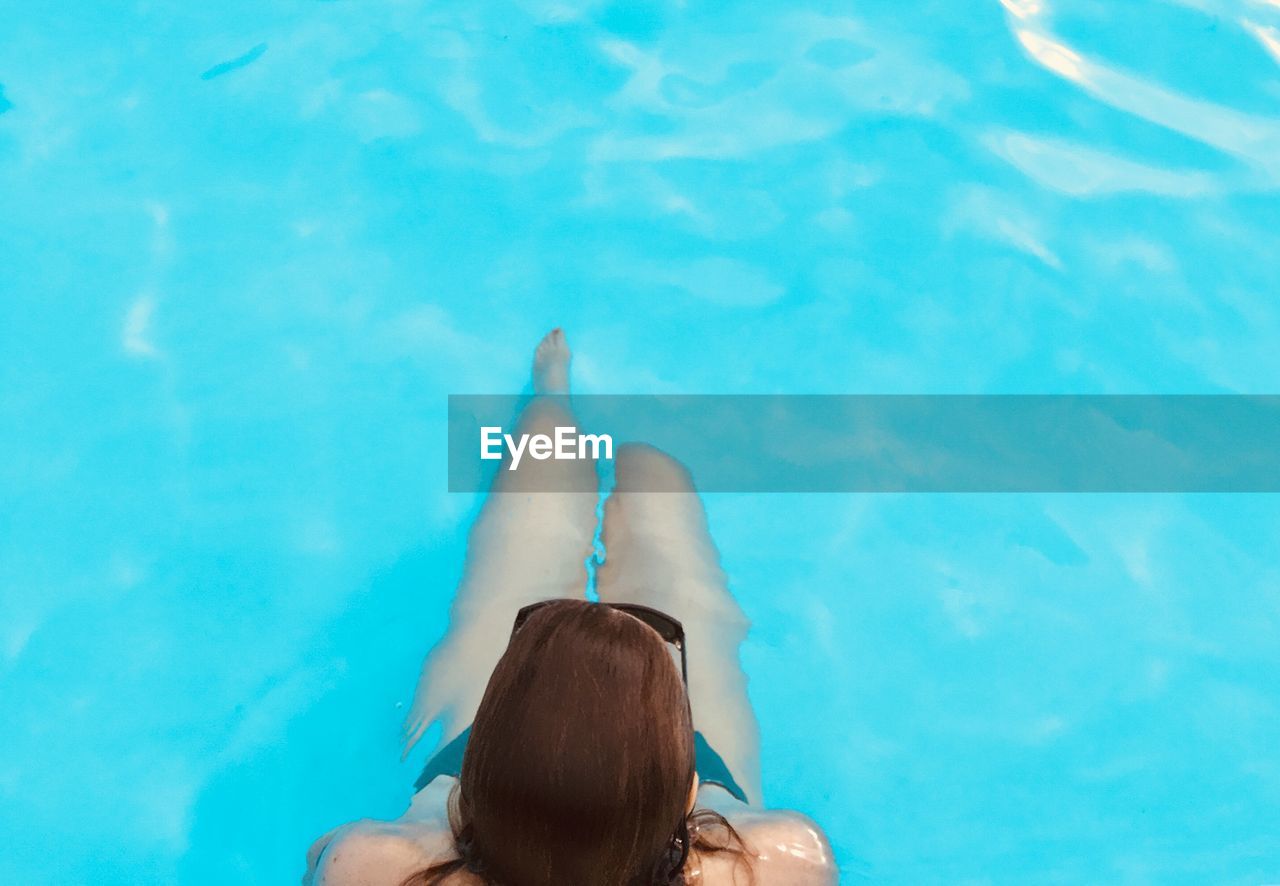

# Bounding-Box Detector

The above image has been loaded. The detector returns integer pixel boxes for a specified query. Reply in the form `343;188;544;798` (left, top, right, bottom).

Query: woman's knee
613;442;696;493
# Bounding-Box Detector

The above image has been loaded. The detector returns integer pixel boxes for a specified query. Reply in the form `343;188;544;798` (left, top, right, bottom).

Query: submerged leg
402;329;599;755
595;444;762;803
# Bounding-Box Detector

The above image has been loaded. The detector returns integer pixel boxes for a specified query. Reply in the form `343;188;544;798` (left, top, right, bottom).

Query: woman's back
306;783;837;886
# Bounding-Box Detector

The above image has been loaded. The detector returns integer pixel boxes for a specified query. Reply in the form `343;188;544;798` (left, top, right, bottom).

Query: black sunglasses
512;600;688;686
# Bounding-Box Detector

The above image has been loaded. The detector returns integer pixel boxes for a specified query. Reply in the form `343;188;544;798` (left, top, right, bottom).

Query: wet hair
401;599;750;886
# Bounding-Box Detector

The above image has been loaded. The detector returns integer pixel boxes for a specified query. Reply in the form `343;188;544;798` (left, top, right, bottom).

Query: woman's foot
532;327;571;395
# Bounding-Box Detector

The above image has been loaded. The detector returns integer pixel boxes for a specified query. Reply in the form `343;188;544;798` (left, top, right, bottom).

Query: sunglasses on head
511;600;688;686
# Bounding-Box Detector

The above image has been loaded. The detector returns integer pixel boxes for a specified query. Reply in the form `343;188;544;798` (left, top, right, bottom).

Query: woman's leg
595;444;762;804
402;329;599;755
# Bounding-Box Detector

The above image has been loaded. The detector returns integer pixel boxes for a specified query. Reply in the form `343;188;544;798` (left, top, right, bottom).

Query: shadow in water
178;542;460;884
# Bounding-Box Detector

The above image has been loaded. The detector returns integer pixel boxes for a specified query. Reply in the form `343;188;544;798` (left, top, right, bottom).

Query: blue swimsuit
414;727;749;803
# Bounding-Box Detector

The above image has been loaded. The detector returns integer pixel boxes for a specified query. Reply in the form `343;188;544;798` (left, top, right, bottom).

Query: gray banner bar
447;395;1280;492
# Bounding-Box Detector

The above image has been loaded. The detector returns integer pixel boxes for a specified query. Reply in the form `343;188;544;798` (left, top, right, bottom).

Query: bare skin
305;329;838;886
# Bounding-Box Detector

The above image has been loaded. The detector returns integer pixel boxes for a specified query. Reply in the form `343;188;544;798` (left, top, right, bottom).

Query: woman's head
436;599;699;885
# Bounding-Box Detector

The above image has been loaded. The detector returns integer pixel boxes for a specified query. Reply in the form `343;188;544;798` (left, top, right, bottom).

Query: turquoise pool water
3;0;1280;882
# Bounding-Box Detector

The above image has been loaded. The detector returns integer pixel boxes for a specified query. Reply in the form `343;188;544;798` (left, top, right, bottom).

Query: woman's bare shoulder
304;819;433;886
740;810;837;883
695;789;838;886
304;782;459;886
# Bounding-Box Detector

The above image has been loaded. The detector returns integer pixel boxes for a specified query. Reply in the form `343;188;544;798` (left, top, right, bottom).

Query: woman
304;330;837;885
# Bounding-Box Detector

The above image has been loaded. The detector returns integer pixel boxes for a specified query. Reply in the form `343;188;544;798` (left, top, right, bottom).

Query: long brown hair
402;599;749;886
